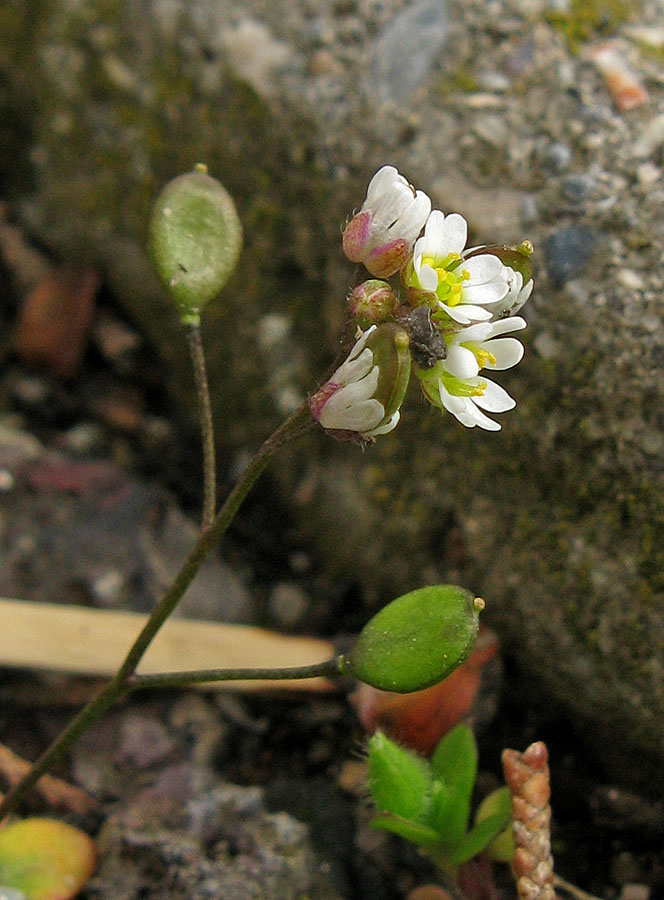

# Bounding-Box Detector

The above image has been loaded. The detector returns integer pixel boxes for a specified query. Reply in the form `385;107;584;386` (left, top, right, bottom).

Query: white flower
487;266;533;320
443;316;526;381
408;211;510;324
309;324;412;441
416;317;526;431
343;166;431;278
436;377;516;431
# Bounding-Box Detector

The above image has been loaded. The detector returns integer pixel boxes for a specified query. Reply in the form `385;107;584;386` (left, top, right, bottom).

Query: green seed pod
148;165;243;323
342;585;483;692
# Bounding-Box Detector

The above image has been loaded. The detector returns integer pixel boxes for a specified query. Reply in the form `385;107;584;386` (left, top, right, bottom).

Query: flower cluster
310;166;533;441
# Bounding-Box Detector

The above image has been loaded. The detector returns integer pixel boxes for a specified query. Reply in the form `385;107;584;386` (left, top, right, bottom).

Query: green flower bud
148;164;243;323
341;585;483;692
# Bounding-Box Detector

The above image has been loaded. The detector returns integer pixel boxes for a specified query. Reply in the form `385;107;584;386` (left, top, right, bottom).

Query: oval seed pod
341;585;483;692
148;165;243;323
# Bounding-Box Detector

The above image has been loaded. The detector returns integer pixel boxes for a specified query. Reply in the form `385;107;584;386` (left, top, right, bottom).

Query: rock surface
3;0;664;792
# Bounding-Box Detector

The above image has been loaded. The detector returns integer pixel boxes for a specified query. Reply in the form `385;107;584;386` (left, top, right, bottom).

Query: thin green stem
185;319;216;530
0;401;314;820
126;657;342;692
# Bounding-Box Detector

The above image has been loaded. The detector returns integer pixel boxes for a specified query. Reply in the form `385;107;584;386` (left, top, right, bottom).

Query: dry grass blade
0;742;98;817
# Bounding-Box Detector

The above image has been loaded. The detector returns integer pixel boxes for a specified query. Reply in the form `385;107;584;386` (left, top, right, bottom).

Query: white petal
437;213;467;255
462;254;504;284
334;398;386;430
320;393;384;431
417;262;439;293
365;410;400;436
462;279;509;305
468;406;502;430
482;337;524;370
457;321;494;342
440;302;492;324
445;345;480;379
365;166;400;206
393;191;431;242
472;378;516;412
334;347;375;386
422;209;446;246
486;316;527;337
438;383;480;427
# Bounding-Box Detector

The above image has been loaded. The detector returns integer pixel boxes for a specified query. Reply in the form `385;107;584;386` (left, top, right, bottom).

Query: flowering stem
185;318;216;530
0;401;314;821
125;658;342;692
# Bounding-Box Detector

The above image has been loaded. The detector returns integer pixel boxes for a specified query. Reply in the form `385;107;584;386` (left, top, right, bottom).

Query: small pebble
545;226;599;288
619;886;651;900
632;112;664;159
561;174;595;202
615;269;645;291
636;162;660;185
542;142;572;173
269;582;310;628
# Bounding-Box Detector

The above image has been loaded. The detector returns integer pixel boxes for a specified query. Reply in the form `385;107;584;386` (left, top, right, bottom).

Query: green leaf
430;724;477;844
475;786;514;863
345;585;482;692
370;812;441;848
445;811;512;866
368;732;433;824
0;817;96;900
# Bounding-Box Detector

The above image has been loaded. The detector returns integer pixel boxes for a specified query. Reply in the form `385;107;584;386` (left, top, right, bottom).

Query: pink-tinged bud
348;279;399;326
309;323;412;444
342;166;431;278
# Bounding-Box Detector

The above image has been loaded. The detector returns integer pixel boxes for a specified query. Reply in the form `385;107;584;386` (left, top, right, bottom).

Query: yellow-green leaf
0;818;95;900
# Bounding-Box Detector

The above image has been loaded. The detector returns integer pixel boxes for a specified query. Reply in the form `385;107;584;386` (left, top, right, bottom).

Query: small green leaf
0;818;96;900
370;812;441;847
345;585;482;692
148;165;243;322
430;724;477;844
368;732;433;824
475;786;514;863
445;811;511;866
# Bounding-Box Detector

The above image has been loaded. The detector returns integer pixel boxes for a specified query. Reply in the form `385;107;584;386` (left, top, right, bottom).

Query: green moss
436;64;478;96
545;0;635;52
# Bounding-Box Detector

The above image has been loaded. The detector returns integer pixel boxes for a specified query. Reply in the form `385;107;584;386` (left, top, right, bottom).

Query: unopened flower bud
149;164;243;323
343;166;431;278
309;323;411;443
348;279;399;326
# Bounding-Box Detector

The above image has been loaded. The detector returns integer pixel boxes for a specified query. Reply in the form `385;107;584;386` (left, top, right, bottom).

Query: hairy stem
185;319;216;530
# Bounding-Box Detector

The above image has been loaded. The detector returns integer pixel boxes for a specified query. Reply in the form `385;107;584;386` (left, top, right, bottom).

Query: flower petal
462;254;504;284
462;278;509;305
486;316;527;337
445;345;480;379
417;262;439;293
365;410;401;436
472;378;516;412
440;302;493;324
482;337;524;370
437;213;468;255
